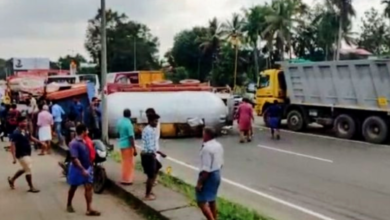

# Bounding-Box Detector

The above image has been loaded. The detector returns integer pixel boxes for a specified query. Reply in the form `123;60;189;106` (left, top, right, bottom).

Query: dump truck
255;59;390;144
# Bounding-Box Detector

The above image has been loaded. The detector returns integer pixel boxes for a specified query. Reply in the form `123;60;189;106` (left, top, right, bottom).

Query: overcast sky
0;0;383;61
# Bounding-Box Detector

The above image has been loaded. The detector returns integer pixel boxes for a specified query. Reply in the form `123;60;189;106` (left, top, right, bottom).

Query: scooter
59;139;108;194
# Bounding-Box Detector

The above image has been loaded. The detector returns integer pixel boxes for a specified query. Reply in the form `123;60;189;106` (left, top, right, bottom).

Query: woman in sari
236;98;254;143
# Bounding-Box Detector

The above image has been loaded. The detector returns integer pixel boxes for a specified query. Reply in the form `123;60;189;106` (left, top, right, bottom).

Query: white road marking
135;145;335;220
257;145;334;163
254;124;389;147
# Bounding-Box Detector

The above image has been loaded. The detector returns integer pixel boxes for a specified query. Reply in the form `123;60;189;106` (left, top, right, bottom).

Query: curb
54;145;204;220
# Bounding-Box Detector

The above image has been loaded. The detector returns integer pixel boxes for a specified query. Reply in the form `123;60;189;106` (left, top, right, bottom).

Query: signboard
13;58;50;70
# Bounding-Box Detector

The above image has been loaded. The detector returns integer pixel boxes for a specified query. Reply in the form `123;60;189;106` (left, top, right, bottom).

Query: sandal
27;188;40;193
120;182;133;186
8;177;14;189
144;194;156;201
38;153;45;156
86;210;101;216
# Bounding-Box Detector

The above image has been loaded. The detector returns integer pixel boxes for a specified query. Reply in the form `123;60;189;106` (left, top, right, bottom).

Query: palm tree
263;0;306;61
327;0;355;60
222;13;245;89
197;18;222;79
243;5;272;79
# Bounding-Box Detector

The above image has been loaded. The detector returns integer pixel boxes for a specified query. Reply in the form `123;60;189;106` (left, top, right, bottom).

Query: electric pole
100;0;108;142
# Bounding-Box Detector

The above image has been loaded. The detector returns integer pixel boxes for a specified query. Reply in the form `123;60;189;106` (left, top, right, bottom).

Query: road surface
140;126;390;220
0;145;146;220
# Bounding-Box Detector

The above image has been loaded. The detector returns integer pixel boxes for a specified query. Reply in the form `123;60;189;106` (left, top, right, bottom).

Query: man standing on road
7;116;46;193
116;109;137;185
88;97;101;139
66;124;100;216
51;100;65;146
141;113;161;201
196;127;224;220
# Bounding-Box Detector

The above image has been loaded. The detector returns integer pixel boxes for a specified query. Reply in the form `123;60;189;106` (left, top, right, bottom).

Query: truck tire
362;116;388;144
287;110;306;131
334;114;356;139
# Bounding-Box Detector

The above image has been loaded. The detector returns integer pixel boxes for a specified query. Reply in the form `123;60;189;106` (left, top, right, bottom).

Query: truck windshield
258;75;270;88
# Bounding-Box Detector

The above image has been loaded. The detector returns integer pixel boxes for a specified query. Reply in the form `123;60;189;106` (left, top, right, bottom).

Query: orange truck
106;71;164;87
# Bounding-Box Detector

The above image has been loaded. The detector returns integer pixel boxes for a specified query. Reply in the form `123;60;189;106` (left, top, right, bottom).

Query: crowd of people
3;93;229;220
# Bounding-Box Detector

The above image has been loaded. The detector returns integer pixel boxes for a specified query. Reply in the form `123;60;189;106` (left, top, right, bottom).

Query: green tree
169;27;211;81
263;0;306;60
85;9;160;73
222;13;245;88
58;54;87;70
165;66;189;83
243;5;272;78
357;8;390;55
327;0;356;60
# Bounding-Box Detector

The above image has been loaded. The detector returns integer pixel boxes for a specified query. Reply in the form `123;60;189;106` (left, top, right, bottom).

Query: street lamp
100;0;108;142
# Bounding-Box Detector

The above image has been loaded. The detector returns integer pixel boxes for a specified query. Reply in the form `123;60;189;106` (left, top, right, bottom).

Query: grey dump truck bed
281;59;390;111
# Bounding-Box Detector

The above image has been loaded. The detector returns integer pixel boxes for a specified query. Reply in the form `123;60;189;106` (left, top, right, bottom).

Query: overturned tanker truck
106;80;233;138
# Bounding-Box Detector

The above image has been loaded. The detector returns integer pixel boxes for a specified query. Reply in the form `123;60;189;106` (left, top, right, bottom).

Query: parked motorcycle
59;139;108;194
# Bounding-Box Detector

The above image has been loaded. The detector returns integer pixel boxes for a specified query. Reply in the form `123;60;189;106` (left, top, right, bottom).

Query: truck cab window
258;75;270;88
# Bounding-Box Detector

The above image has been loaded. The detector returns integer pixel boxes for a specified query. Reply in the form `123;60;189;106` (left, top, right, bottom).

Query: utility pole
133;37;136;71
100;0;108;142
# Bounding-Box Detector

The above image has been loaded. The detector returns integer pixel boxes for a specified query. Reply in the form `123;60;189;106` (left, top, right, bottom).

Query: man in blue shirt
66;124;100;216
70;98;84;124
51;100;65;145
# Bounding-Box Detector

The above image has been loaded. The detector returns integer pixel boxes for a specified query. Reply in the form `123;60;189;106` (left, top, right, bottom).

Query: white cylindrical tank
107;91;228;136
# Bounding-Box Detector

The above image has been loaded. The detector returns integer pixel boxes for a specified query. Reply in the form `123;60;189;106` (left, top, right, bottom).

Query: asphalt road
0;145;146;220
139;126;390;220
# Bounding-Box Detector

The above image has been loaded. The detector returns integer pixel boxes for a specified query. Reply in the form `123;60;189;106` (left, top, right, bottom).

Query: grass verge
110;151;274;220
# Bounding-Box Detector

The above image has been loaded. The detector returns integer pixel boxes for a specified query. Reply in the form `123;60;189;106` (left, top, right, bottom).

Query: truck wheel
362;116;388;144
287;110;306;131
334;114;356;139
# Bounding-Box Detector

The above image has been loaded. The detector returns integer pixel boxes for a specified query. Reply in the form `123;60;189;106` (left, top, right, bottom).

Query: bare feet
7;177;14;189
144;194;156;201
67;206;75;213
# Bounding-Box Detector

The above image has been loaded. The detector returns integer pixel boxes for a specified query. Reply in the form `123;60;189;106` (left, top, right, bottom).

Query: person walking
145;108;163;185
7;116;47;193
51;100;65;146
236;98;254;143
140;113;161;201
66;124;100;216
37;105;53;155
116;109;137;185
267;100;282;140
196;127;224;220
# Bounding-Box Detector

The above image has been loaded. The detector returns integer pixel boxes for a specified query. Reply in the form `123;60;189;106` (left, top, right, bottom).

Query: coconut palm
221;13;245;89
243;5;272;77
327;0;356;60
263;0;306;60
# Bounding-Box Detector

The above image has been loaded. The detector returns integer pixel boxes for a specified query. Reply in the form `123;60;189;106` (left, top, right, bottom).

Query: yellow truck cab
255;68;286;117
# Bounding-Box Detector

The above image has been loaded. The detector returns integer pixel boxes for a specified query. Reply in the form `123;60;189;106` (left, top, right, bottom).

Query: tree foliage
85;9;160;73
357;8;390;55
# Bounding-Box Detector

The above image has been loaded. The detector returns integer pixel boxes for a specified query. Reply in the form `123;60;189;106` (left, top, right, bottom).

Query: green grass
110;150;274;220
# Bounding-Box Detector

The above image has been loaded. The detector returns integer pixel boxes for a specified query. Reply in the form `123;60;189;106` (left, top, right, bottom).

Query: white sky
0;0;383;61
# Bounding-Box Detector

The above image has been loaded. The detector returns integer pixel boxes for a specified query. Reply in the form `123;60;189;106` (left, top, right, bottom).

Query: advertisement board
12;58;50;70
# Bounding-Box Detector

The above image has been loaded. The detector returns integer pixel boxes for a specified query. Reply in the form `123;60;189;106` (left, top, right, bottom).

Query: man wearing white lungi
37;105;53;155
